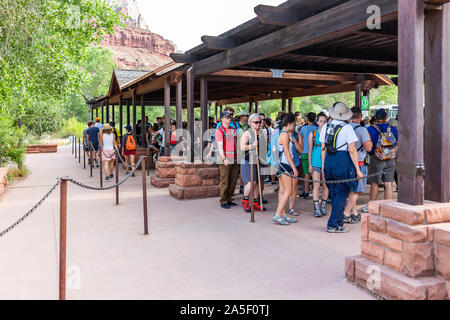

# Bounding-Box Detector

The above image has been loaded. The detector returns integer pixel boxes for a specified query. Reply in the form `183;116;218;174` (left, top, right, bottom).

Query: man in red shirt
216;111;240;209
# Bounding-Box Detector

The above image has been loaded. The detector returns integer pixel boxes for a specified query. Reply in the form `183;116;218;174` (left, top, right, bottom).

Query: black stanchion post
59;178;68;300
83;140;86;170
74;136;77;159
141;156;149;235
146;148;150;176
90;142;93;178
250;162;255;223
72;136;74;155
78;137;81;164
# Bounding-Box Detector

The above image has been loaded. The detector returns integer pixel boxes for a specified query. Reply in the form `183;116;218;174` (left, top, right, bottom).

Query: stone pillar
169;162;219;200
345;199;450;300
150;156;180;188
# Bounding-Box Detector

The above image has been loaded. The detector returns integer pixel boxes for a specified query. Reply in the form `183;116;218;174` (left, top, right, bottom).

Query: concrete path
0;144;378;300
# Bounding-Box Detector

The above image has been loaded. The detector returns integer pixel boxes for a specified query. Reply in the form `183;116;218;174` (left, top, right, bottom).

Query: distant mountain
102;0;176;71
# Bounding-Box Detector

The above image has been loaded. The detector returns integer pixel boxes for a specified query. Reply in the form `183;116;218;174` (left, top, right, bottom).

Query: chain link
115;150;135;169
0;179;61;238
68;157;144;191
279;166;396;184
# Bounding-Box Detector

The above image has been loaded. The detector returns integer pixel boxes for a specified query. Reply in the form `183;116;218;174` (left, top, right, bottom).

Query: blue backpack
267;130;286;167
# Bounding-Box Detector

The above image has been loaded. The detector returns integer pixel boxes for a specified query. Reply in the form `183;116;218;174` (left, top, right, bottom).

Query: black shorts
277;163;301;178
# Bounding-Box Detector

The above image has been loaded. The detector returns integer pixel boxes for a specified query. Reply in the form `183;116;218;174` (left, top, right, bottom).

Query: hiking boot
320;207;327;216
220;203;231;209
105;176;110;181
227;201;237;207
327;226;349;233
241;199;251;213
314;209;322;217
253;201;266;212
343;215;358;224
299;192;310;199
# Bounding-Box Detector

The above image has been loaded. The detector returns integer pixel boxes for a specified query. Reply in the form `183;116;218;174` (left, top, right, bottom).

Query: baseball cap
220;111;232;119
125;125;132;130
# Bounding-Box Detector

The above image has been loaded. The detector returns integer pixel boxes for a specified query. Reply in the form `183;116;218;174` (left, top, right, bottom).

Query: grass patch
7;166;29;183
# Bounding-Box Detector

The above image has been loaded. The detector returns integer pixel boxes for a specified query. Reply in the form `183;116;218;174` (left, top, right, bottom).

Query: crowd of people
213;103;398;233
82;102;398;234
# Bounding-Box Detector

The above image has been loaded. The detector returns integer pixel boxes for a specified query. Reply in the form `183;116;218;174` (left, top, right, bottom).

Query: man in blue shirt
364;109;398;210
86;122;100;168
298;112;318;199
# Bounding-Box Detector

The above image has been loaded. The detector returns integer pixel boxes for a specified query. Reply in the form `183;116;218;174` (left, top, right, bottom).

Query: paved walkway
0;145;379;300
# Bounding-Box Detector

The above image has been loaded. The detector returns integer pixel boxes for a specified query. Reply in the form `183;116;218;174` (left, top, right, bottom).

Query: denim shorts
312;166;322;174
357;164;368;193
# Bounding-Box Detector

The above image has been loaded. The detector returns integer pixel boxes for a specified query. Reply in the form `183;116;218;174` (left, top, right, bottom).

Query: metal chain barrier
115;150;136;169
279;166;396;184
0;179;62;238
68;157;144;191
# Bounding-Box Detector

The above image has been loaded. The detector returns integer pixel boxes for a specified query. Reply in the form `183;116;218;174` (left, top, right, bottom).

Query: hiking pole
254;128;264;212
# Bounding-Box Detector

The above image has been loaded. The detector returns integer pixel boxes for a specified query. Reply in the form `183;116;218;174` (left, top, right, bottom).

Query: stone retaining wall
346;200;450;300
150;156;176;188
26;144;57;154
168;162;219;200
0;168;9;200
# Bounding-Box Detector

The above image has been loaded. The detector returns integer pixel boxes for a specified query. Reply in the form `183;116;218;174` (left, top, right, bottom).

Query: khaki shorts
368;156;396;184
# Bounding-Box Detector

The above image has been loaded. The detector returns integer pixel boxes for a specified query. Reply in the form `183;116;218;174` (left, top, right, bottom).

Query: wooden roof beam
254;5;308;26
201;36;237;50
170;53;199;64
193;0;398;76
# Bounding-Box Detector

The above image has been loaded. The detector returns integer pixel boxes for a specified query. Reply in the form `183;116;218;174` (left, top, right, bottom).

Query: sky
136;0;285;52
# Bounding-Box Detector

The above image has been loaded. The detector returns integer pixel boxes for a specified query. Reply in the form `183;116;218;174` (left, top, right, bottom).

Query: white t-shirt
102;133;114;150
319;120;358;152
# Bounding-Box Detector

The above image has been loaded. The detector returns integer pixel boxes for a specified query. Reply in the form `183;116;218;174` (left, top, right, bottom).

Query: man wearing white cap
319;102;364;233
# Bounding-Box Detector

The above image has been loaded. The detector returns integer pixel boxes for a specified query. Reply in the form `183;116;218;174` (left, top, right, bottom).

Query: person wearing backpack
343;107;373;223
319;103;364;233
365;109;398;207
122;125;137;176
308;112;329;217
216;111;240;209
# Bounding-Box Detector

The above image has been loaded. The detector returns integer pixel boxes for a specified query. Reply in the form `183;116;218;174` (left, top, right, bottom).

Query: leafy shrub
55;117;87;139
0;115;25;167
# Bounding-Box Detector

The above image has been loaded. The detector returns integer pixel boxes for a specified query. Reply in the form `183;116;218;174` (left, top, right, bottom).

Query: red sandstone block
434;224;450;246
157;156;172;162
427;227;434;242
184;185;220;199
0;168;8;185
436;244;450;280
150;176;174;188
384;250;402;272
361;241;384;264
402;242;434;278
155;161;176;169
175;174;203;188
386;220;428;242
202;178;219;186
156;167;176;179
368;200;393;215
380;202;425;225
369;231;403;252
369;215;387;233
361;214;369;241
168;183;183;199
345;256;357;282
424;202;450;224
198;167;219;179
354;256;447;300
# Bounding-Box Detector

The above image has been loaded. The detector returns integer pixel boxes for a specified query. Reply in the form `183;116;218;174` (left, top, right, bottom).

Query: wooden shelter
87;0;449;207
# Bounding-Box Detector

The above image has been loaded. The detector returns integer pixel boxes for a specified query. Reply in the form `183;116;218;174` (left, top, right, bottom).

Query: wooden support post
176;80;183;131
106;103;110;124
187;67;195;163
355;83;362;109
424;3;450;202
397;0;425;205
249;101;253;114
282;98;286;113
132;90;137;137
219;105;223;116
288;98;293;113
90;106;93;121
214;103;218;122
255;101;259;114
141;95;146;148
101;103;104;124
200;77;208;159
95;107;98;119
146;148;150;176
112;104;115;124
126;101;131;126
119;96;123;139
164;78;171;156
115;150;119;205
59;178;68;300
141;157;149;235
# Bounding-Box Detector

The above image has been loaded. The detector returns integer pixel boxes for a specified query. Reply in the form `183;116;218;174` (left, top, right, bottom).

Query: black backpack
324;123;347;154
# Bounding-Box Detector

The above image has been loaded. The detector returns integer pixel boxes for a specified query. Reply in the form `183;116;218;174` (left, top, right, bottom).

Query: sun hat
329;102;353;121
103;124;112;131
239;110;249;117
